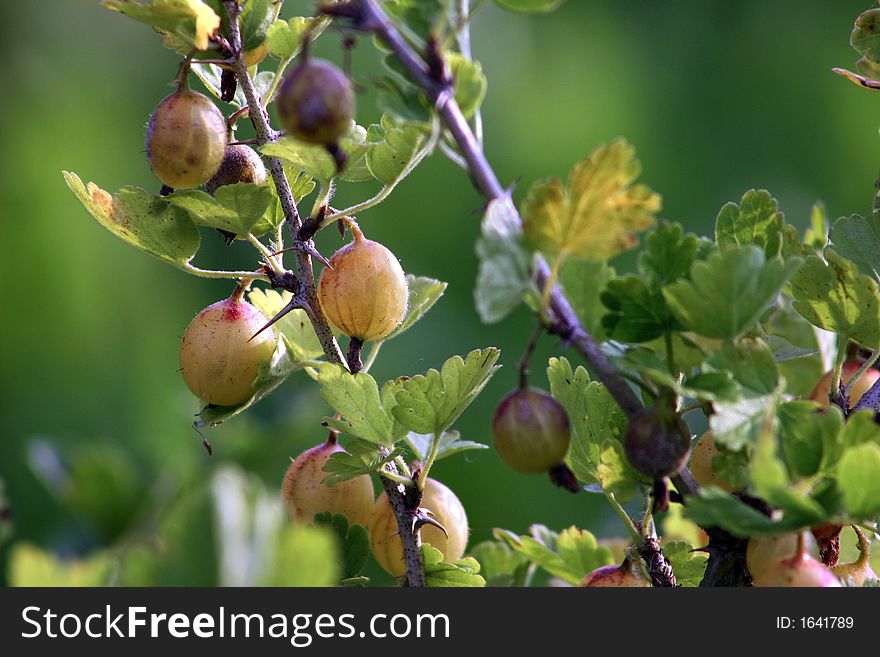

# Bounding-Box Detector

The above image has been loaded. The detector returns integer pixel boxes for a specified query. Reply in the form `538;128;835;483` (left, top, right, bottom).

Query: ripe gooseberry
276;59;355;146
318;223;408;342
689;432;735;492
369;478;468;578
146;87;227;189
623;406;691;479
204;144;268;195
491;387;571;474
746;533;802;580
580;560;651;587
808;362;880;410
752;535;841;587
178;290;276;406
281;435;375;528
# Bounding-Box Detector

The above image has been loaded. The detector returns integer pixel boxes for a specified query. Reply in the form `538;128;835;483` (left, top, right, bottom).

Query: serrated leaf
266;17;322;60
374;75;432;124
601;275;679;342
493;525;612;585
547;357;638;499
365;117;424;185
317;365;396;445
663;246;801;340
522;139;660;262
261;125;371;182
475;196;534;323
249;168;315;238
320;439;402;485
313;512;370;578
639;221;701;287
468;541;529;584
102;0;220;51
559;259;614;340
684;487;811;538
167;184;274;235
238;0;275;51
404;431;488;462
715;189;784;259
194;335;296;428
777;400;841;477
447;53;487;119
829;214;880;278
838;443;880;517
662;542;707;587
384;275;446;340
707;338;778;397
64;172;201;271
247;288;324;362
422;544;485;587
391;349;500;435
789;248;880;347
494;0;567;12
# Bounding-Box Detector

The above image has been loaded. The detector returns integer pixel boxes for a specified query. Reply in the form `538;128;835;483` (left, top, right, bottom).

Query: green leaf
547;357;639;498
715;189;784;259
789;248;880;348
247;289;324;363
447;53;487;119
707;338;779;397
167;184;274;236
266;17;322;60
837;443;880;517
663;542;708;587
522;139;660;262
684;487;810;538
829;214;880;277
313;512;370;578
804;202;829;250
317;365;396;445
777;400;841;477
494;0;567;13
264;524;340;586
639;220;701;287
194;335;297;428
365;117;424;185
404;431;489;462
601;275;679;342
851;9;880;65
102;0;220;51
468;541;530;587
64;172;200;272
422;544;486;587
10;544;113;586
261;125;371;182
475;196;534;323
384;275;447;340
374;75;432;125
663;246;801;340
321;439;402;486
559;259;614;341
250;168;315;238
390;348;501;435
493;525;613;585
238;0;275;51
191;64;273;107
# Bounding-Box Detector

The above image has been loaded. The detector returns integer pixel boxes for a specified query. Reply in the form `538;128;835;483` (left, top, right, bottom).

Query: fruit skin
276;59;355;145
318;233;408;341
204;144;268;195
809;362;880;410
146;89;227;189
178;296;276;406
281;441;375;528
746;534;802;580
752;551;841;587
580;562;651;587
690;432;735;492
623;407;691;479
492;388;571;474
369;478;468;578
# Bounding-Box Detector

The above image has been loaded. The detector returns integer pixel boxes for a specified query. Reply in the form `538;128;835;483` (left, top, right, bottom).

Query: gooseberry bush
54;0;880;587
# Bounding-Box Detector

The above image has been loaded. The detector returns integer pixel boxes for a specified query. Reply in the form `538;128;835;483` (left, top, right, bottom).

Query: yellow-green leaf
103;0;220;51
522;139;660;261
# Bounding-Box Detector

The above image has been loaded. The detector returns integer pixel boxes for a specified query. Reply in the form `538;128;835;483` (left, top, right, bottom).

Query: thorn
414;508;448;537
248;297;302;341
270;241;332;269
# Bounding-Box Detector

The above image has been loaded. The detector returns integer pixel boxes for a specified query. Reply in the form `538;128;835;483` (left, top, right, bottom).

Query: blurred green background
1;0;879;585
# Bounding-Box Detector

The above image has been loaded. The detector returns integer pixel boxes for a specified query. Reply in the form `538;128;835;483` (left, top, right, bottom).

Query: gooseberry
623;407;691;479
276;58;355;146
580;561;651;587
146;88;227;189
689;432;735;492
809;362;880;410
204;144;268;194
491;387;571;474
178;291;275;406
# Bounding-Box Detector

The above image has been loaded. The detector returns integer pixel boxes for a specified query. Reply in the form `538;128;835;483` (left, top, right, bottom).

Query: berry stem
843;347;880;400
603;489;641;544
222;0;346;368
517;320;543;391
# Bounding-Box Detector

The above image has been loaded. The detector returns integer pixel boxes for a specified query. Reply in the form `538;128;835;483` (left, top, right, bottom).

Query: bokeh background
2;0;879;585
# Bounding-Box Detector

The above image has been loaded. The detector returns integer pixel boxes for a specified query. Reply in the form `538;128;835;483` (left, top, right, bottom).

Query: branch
222;0;346;367
349;0;642;418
